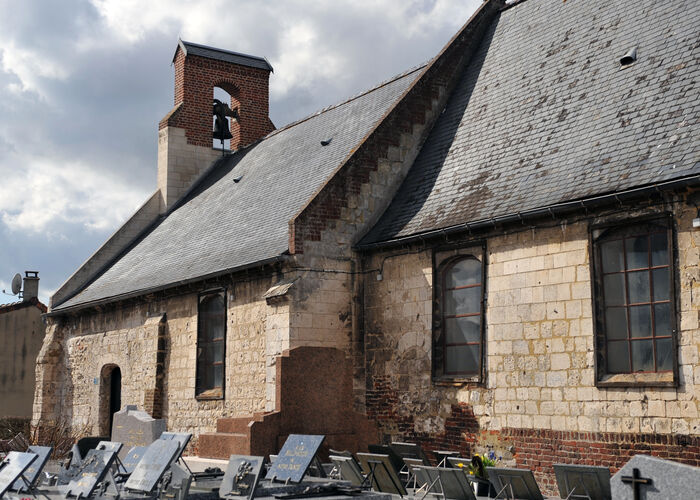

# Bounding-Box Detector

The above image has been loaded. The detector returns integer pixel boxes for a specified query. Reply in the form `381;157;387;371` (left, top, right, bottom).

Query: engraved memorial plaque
111;405;165;459
265;434;324;483
0;451;37;497
122;446;147;475
65;450;116;498
219;455;264;500
125;439;180;493
11;446;52;492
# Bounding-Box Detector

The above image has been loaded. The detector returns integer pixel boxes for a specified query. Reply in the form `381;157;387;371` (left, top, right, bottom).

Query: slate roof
54;67;422;310
361;0;700;246
176;40;274;72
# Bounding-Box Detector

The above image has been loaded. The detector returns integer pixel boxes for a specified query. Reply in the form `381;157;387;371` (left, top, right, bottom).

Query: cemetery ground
2;407;700;500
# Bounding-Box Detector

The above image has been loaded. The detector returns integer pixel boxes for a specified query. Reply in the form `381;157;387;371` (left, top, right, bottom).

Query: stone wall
34;274;278;447
362;201;699;493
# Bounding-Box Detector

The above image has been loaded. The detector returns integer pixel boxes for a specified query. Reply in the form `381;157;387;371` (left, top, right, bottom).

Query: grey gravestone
124;439;180;493
111;405;165;459
122;446;147;475
159;432;192;459
11;445;53;492
0;451;37;496
65;449;116;498
265;434;325;483
219;455;264;500
611;454;700;500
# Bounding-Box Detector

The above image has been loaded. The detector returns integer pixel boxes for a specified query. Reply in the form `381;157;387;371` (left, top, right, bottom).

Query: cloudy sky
0;0;481;306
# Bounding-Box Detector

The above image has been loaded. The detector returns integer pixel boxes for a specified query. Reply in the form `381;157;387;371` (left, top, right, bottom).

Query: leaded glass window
593;218;676;380
196;291;226;398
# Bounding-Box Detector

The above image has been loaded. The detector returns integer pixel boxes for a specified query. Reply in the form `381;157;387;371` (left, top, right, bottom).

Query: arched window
434;252;485;381
212;83;241;151
196;291;226;398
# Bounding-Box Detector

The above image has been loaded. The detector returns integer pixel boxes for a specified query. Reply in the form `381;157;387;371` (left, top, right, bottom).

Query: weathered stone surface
111;405;165;457
611;455;700;500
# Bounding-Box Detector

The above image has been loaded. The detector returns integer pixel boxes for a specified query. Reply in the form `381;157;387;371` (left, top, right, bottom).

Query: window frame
195;288;227;400
590;213;679;388
432;243;487;385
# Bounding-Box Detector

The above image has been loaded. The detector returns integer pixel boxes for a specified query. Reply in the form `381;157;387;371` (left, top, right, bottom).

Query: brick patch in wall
502;427;700;495
366;376;479;459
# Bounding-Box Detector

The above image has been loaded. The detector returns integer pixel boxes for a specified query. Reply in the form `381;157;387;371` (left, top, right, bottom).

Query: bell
212;98;237;141
213;116;233;141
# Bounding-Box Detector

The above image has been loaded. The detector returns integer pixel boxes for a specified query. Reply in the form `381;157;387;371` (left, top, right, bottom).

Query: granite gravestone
219;455;264;500
111;405;165;459
64;449;117;498
11;445;53;492
265;434;325;483
611;454;700;500
124;439;180;494
0;452;37;497
122;446;147;475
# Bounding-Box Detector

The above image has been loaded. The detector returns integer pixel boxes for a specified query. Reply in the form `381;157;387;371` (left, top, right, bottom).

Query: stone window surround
195;287;227;400
432;242;487;385
590;212;679;388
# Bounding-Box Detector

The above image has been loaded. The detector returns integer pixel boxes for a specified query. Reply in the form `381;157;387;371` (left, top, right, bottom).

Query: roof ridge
265;63;428;139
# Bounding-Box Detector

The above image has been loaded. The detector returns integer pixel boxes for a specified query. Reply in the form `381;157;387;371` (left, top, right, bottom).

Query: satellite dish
11;273;22;295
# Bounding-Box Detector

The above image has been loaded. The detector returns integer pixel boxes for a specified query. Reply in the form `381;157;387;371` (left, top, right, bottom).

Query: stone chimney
157;40;274;212
22;271;39;302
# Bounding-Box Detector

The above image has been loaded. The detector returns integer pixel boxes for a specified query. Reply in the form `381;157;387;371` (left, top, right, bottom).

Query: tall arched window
196;291;226;398
434;251;485;381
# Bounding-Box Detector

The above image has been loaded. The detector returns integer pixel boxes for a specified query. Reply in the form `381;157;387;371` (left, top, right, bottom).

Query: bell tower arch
157;40;274;211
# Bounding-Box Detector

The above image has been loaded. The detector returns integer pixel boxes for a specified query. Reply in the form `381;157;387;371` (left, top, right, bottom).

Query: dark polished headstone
611;454;700;500
553;463;610;500
122;446;147;475
124;439;180;493
0;451;37;497
11;445;52;492
96;441;123;455
219;455;264;500
65;449;117;498
159;432;192;459
111;405;165;459
265;434;325;483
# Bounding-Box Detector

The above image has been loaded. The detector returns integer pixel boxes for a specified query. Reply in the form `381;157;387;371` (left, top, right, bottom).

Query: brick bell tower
157;39;275;212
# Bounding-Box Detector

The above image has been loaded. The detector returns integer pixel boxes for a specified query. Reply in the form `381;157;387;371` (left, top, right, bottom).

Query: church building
33;0;699;492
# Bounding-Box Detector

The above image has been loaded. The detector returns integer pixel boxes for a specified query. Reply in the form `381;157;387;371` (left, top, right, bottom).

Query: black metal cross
621;467;653;500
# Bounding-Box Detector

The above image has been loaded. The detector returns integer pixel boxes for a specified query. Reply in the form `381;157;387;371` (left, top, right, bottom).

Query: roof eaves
0;297;47;314
356;175;700;250
49;254;288;316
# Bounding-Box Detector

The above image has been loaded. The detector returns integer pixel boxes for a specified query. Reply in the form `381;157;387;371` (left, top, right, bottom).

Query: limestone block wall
362;202;700;491
157;126;222;211
34;274;279;442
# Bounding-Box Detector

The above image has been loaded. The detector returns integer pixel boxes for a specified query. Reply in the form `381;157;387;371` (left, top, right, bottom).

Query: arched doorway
99;364;122;436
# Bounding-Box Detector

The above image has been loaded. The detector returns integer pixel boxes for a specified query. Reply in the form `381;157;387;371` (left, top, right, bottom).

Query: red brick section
366;376;479;461
288;0;504;254
0;297;47;314
502;427;700;495
160;46;274;150
365;375;700;495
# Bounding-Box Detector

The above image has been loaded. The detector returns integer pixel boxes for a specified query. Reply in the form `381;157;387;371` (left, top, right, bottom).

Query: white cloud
0;42;69;97
0;157;148;234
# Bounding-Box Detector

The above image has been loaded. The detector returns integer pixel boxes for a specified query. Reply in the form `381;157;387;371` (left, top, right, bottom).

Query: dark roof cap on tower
174;39;273;72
